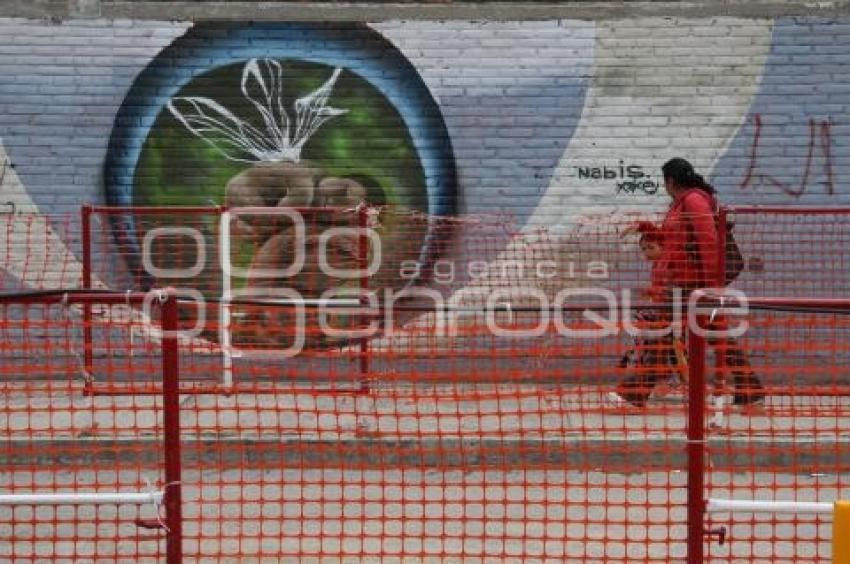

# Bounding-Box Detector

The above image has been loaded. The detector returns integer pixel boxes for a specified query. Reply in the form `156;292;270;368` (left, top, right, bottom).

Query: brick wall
0;15;846;290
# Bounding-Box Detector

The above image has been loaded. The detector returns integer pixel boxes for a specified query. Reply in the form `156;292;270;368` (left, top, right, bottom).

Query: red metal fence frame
68;205;850;561
686;295;850;562
80;204;372;396
0;289;182;563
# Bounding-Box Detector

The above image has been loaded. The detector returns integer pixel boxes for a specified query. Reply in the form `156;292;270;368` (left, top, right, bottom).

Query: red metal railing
3;289;850;561
0;289;182;563
0;204;838;560
687;295;850;563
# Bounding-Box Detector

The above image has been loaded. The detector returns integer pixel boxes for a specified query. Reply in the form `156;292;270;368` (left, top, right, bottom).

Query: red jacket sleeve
680;190;720;285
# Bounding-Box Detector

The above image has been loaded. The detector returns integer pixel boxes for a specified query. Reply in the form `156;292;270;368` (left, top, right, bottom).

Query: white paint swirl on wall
529;18;773;229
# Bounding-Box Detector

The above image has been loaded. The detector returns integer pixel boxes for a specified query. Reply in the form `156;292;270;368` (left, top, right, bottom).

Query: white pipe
706;498;833;514
0;491;164;506
219;211;234;388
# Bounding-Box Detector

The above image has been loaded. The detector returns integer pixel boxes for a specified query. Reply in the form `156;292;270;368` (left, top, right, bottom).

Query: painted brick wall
0;18;847;219
0;16;846;291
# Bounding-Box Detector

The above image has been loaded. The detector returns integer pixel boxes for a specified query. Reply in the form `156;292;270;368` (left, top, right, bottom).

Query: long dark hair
662;157;715;194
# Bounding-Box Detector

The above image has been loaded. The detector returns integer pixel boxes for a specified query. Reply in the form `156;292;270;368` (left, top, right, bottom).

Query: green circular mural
135;59;427;210
127;58;437;348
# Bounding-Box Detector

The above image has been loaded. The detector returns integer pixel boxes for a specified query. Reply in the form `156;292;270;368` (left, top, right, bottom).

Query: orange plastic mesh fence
168;302;689;561
2;206;850;562
724;207;850;297
703;302;850;563
0;294;172;562
4;295;848;561
2;205;849;299
0;213;83;291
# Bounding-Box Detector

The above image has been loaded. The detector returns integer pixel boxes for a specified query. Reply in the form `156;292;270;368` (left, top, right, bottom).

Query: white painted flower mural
167;58;347;164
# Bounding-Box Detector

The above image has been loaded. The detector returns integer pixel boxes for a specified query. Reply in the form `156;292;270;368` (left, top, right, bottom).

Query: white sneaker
606;391;629;408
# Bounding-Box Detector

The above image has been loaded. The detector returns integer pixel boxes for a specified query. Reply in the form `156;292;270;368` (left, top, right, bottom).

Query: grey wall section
2;16;850;218
6;1;850;21
375;20;593;220
712;17;850;207
0;12;848;298
0;19;187;213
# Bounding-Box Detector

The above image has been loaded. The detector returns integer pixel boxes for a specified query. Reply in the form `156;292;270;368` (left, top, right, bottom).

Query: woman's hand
621;220;659;238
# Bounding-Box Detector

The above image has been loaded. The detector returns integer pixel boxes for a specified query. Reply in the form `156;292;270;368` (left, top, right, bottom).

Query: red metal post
717;208;728;288
81;204;94;394
687;323;707;563
714;209;730;396
161;293;183;564
358;206;370;393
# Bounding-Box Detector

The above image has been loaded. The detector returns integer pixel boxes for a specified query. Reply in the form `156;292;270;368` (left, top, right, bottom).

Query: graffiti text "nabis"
575;162;660;195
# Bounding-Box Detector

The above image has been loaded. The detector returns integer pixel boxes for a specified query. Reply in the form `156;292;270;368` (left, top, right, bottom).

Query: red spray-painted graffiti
739;114;835;197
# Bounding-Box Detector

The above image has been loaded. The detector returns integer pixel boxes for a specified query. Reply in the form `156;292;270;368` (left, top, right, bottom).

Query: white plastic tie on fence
145;476;178;533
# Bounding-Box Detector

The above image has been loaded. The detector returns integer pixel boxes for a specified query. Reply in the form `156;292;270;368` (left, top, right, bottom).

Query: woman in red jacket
612;158;764;408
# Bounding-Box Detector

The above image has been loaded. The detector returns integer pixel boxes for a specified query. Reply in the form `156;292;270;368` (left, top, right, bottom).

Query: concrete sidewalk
2;382;849;470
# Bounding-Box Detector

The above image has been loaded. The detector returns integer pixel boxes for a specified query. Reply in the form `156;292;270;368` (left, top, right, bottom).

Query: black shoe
732;373;765;406
732;389;766;406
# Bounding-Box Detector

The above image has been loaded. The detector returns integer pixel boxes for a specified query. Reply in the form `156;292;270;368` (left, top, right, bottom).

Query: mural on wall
525;17;776;229
736;114;834;197
0;17;849;303
105;23;457;214
142;58;425;211
711;18;849;205
102;23;458;341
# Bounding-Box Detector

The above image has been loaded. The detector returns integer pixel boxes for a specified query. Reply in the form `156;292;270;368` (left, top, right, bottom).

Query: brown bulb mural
105;43;456;351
